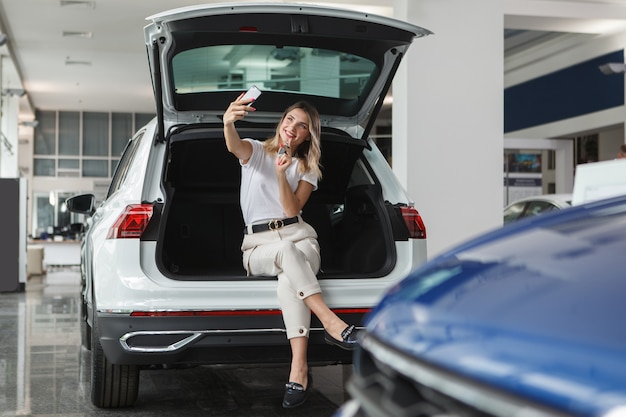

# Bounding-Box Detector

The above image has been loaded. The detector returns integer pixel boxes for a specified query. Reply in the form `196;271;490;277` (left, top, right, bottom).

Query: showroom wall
22;110;154;238
393;0;626;258
394;0;505;258
504;28;626;213
505;28;626;141
505;50;624;133
8;1;626;256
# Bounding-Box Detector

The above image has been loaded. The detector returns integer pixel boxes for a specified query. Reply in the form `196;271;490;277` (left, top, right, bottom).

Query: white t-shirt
240;139;318;225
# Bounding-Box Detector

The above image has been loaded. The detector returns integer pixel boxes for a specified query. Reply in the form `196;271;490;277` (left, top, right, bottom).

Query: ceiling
2;0;626;122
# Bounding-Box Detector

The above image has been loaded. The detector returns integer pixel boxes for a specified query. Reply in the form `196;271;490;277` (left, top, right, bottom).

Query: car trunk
145;4;431;138
154;124;398;280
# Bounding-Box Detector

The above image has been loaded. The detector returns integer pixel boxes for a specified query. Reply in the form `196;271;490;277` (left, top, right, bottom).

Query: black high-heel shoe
324;324;360;350
282;371;312;408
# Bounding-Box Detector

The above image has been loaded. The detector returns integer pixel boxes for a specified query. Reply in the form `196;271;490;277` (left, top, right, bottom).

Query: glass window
172;45;376;100
83;112;109;156
57;193;74;231
34;194;54;238
503;202;525;224
82;160;108;177
34;159;56;176
34;110;56;155
58;159;79;169
59;111;80;155
112;113;132;157
108;131;144;197
111;159;120;175
33;111;152;178
135;113;155;130
33;192;86;238
526;201;557;217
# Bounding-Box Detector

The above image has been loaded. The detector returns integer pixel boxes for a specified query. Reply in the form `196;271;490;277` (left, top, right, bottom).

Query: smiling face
279;108;310;151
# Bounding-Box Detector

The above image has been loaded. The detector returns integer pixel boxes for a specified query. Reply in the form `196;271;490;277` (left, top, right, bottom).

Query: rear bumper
96;311;363;366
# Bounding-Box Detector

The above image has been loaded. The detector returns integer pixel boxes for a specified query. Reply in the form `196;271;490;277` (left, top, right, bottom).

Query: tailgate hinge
291;16;309;33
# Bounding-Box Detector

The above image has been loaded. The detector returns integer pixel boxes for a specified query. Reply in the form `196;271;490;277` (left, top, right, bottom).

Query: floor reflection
0;270;348;416
1;270;83;415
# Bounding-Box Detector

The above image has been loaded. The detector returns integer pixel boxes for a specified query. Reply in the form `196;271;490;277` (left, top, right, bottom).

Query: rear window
171;45;377;99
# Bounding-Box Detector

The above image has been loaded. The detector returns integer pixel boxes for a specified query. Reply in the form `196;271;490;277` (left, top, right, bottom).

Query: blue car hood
367;196;626;416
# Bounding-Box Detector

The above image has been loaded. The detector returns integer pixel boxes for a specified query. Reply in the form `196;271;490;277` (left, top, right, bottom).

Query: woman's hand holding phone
241;85;261;106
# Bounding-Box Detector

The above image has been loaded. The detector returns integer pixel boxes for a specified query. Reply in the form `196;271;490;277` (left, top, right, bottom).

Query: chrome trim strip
118;325;364;353
358;335;568;417
119;327;287;353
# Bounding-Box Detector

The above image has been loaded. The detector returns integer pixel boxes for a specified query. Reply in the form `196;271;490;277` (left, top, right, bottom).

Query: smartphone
242;85;261;106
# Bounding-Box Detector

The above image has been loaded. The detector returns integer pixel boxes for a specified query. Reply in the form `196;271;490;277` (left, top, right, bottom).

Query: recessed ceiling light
60;0;95;8
62;31;93;39
65;59;92;66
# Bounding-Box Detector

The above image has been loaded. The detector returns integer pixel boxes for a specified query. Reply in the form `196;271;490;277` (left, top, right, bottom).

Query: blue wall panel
505;50;624;133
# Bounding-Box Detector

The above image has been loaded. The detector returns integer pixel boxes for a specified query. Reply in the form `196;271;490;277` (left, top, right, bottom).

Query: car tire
91;316;140;408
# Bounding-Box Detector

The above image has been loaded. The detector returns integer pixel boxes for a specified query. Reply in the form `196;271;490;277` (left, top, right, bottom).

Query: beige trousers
241;218;321;339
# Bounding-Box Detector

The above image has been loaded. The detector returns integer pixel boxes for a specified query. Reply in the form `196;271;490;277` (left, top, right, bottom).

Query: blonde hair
263;101;322;179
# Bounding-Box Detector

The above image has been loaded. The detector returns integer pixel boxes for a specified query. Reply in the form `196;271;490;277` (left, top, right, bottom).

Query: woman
223;93;359;408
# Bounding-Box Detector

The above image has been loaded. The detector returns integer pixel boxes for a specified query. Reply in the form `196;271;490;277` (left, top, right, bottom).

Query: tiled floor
0;270;350;416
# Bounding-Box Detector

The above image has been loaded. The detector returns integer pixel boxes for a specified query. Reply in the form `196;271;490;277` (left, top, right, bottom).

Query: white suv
66;3;430;408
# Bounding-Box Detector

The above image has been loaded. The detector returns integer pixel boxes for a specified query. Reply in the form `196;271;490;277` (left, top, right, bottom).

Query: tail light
107;204;153;239
400;206;427;239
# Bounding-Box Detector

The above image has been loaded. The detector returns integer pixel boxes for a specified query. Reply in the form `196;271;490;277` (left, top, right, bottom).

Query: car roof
368;194;626;415
505;193;572;207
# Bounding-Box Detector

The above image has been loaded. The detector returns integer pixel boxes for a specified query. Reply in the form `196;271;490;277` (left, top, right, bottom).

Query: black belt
244;216;299;234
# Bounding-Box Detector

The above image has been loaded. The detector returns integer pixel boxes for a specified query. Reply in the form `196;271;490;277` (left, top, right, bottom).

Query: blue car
335;195;626;417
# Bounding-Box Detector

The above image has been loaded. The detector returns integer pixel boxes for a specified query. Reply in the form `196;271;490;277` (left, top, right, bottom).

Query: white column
0;93;20;178
0;53;21;178
393;0;504;258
